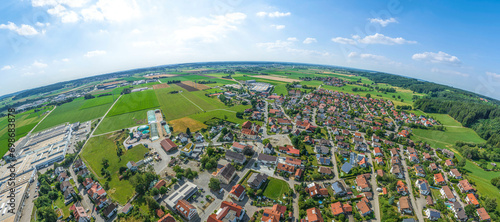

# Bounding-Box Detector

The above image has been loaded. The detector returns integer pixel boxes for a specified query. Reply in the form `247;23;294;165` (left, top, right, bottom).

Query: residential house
466;193;480;208
306;183;329;198
229;184;246;201
398;196;412;214
304;207;324;222
397;181;408;196
449;169;462;179
434;173;446;185
247;173;268;189
258;153;277;165
276;163;295;174
73;206;91;222
425;209;441;221
176;200;197;220
477;208;491;222
440;186;456;202
225;150;246;165
356;199;372;217
458;179;475;193
103;203;117;219
416;179;430;196
126;161;138;171
207;201;245;222
217;163;236;184
331;181;347;196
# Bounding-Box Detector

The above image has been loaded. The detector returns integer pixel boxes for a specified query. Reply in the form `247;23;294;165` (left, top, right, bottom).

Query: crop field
263;178;290;200
176;82;199;91
80;95;115;109
168;117;207;133
81;132;149;205
152;83;170;89
107;90;159;117
155;87;203;120
253;75;297;83
158;74;211;83
34;98;112;132
94;109;148;135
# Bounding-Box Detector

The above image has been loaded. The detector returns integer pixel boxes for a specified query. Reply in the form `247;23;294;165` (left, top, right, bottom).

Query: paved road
366;154;381;222
398;147;424;222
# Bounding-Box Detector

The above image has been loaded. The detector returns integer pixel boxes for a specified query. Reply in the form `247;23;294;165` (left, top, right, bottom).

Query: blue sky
1;0;499;99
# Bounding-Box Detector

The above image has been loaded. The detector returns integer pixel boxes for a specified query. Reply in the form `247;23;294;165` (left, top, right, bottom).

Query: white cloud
355;33;416;45
331;37;356;45
486;72;500;79
412;51;461;66
35;22;50;27
256;11;291;18
257;39;329;56
62;58;70;62
303;37;317;44
1;65;12;71
84;50;107;57
32;0;90;8
348;52;400;65
270;24;285;30
0;22;39;36
130;29;141;34
431;68;469;77
174;12;247;43
81;0;142;22
32;60;48;68
47;5;80;23
369;17;398;27
287;37;298;41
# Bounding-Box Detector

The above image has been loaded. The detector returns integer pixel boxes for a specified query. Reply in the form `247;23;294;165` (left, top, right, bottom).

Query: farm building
150;123;159;141
147;110;156;124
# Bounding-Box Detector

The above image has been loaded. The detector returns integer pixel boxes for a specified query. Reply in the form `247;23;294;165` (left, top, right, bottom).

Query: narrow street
398;146;424;222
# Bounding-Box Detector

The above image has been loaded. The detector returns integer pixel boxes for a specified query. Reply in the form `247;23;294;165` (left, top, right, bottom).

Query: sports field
81;132;149;205
263;177;290;200
107;90;159;117
34;98;113;132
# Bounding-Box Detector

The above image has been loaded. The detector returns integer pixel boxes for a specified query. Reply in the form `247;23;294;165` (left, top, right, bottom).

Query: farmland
80;95;116;109
80;131;149;205
34;98;113;132
0;107;52;157
168;117;207;133
107;90;160;117
94;109;148;135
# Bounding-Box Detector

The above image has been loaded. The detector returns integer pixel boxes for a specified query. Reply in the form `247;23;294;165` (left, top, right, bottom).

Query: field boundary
180;92;204;111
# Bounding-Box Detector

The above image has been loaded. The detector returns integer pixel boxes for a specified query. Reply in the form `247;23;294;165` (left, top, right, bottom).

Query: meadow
33;98;113;132
79;95;116;109
81;132;149;205
168;117;207;133
107;90;160;117
94;109;148;135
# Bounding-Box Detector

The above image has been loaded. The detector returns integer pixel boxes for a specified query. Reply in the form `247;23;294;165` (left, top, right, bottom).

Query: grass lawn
53;194;73;219
81;131;149;204
411;121;485;150
272;84;288;95
94;109;148;135
107;90;160;117
34;98;113;132
188;107;250;126
321;84;422;106
263;177;290;200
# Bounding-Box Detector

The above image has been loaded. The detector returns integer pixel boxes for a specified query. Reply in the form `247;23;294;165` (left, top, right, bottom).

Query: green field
94;109;148;135
107;90;160;117
155;87;203;121
0;107;52;157
81;132;149;204
80;95;116;109
34;98;113;132
410;114;486;149
263;178;290;200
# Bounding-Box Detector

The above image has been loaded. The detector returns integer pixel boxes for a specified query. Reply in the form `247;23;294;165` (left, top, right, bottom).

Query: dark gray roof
248;173;268;188
341;162;352;173
427;209;441;218
331;181;346;194
258;153;277;162
219;163;236;180
225;150;245;162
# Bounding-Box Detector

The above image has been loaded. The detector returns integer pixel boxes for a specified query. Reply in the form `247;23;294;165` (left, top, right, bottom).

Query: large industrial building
0;123;72;222
248;82;273;93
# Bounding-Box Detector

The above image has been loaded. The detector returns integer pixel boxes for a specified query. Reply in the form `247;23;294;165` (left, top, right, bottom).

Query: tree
121;88;132;94
209;178;221;190
484;197;497;212
151;188;160;196
366;93;371;99
160;186;168;195
236;112;244;119
37;207;58;222
186;127;191;136
102;158;109;168
48;191;59;200
84;94;95;100
262;139;270;145
77;175;84;183
464;204;476;217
